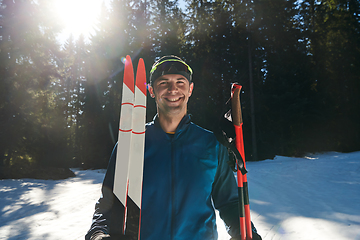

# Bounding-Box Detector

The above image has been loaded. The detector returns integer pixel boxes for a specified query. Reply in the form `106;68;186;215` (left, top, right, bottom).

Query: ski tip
136;58;147;96
125;55;132;64
124;55;135;93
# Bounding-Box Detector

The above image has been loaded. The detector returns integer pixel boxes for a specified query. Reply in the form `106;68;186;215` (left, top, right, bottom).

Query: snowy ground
1;151;359;240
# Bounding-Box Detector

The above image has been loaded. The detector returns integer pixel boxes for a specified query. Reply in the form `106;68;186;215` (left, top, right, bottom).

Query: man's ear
189;82;194;97
148;85;155;98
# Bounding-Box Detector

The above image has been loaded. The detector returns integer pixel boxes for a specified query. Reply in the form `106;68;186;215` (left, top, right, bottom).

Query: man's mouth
165;97;181;102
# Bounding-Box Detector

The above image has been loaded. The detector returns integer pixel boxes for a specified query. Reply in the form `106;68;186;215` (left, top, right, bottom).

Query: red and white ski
113;55;147;240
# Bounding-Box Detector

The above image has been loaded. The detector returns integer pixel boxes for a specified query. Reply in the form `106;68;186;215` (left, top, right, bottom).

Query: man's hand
90;231;138;240
90;231;111;240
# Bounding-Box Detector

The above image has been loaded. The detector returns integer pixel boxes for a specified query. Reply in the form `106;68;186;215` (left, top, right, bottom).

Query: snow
1;151;360;240
0;170;105;240
245;152;360;240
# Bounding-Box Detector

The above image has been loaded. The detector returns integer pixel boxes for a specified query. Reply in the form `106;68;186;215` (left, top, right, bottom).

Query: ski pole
231;83;253;240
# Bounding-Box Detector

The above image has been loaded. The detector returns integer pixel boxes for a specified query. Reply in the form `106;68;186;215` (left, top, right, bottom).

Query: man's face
149;74;194;117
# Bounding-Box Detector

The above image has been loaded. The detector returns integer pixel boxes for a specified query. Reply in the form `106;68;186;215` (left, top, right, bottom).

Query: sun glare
53;0;105;41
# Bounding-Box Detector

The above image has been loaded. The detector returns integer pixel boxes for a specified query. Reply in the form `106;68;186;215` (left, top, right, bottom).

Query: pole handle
231;84;243;127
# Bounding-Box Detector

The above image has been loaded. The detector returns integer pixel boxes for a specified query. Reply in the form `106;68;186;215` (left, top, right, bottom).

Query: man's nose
168;82;177;92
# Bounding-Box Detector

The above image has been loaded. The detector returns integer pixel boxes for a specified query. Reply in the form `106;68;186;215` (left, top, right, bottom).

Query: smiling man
148;59;194;132
85;56;262;240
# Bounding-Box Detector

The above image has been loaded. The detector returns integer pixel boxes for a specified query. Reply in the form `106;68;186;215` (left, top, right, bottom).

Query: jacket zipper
171;138;175;240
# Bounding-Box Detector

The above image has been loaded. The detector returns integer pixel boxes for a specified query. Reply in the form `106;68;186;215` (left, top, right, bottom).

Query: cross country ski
113;55;147;240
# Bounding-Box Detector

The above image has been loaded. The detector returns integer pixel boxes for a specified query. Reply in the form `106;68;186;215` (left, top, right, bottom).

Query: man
85;56;261;240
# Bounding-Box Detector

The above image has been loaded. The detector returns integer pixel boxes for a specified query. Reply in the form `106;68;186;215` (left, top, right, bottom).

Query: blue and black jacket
86;114;244;240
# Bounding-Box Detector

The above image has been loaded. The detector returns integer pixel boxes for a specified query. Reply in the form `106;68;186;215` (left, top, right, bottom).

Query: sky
1;151;359;239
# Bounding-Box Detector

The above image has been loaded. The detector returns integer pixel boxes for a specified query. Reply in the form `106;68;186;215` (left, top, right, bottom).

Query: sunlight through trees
1;0;359;173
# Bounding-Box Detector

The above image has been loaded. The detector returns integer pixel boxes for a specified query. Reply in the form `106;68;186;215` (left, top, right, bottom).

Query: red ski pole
231;83;253;240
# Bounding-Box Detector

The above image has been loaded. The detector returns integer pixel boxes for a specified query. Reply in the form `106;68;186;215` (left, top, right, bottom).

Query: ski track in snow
1;151;360;240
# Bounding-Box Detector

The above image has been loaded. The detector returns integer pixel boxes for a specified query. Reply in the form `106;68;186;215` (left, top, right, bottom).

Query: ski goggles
149;59;193;85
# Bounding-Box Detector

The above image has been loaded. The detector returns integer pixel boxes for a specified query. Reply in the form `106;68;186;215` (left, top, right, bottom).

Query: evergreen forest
1;0;359;175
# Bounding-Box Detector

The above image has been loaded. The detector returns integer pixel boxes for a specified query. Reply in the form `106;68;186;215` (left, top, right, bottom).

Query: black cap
149;55;193;85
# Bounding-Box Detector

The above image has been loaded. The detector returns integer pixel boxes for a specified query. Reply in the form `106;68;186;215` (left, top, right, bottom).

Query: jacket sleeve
211;143;241;237
85;144;124;240
212;143;262;239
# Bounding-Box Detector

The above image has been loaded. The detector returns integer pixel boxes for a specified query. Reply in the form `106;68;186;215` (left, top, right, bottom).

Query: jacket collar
153;114;191;140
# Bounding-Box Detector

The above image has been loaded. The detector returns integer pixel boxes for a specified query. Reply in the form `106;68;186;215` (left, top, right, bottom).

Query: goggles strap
150;59;193;75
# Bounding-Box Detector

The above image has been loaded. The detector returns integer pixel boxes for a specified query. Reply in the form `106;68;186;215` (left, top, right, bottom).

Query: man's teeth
168;97;180;102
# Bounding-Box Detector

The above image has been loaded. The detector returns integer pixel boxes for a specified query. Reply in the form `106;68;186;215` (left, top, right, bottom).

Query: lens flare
53;0;104;39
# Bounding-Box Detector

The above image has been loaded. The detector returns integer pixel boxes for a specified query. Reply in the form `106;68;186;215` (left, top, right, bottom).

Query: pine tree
0;0;63;169
150;0;185;56
300;0;360;152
